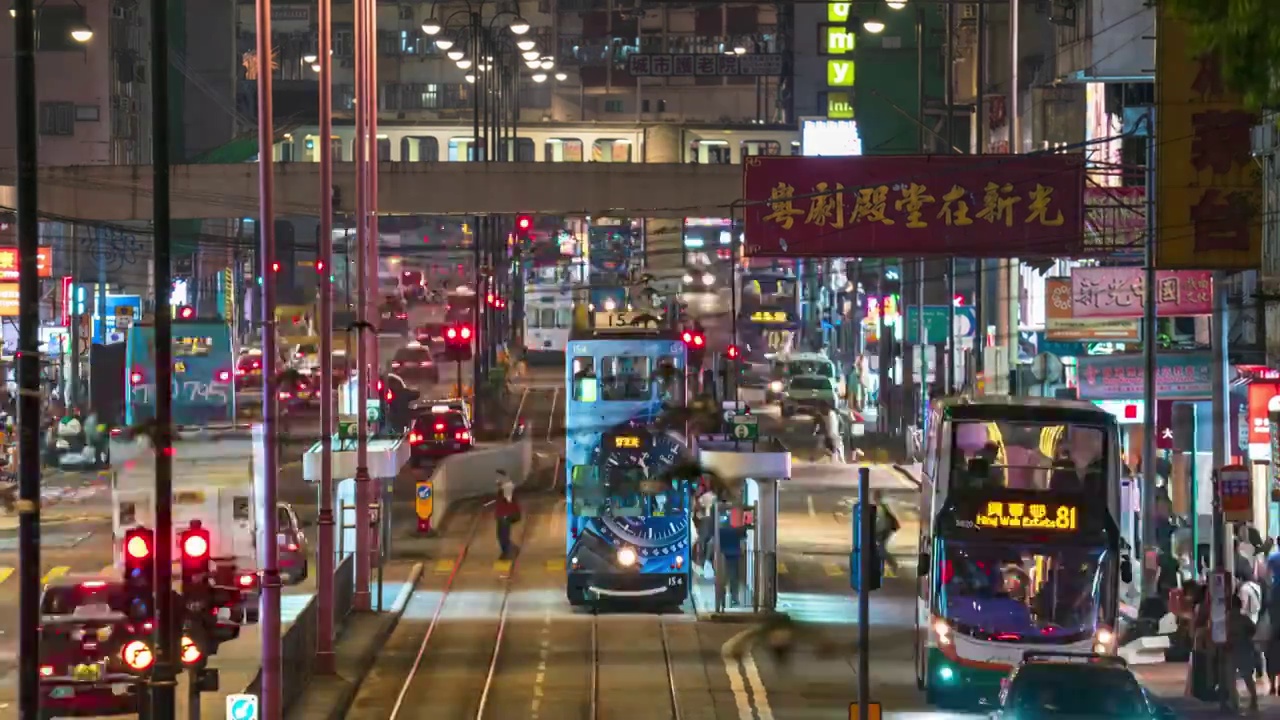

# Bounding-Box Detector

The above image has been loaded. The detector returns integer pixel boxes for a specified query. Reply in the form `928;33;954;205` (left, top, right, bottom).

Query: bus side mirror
917;552;930;577
1120;557;1133;584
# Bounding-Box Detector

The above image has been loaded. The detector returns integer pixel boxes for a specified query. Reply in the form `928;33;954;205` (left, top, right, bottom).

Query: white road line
741;650;775;720
529;607;552;719
546;387;559;443
806;494;816;518
551;498;566;540
721;625;757;712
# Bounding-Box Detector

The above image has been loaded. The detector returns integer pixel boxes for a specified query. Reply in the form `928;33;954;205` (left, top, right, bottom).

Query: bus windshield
787;359;834;377
742;276;797;308
937;540;1108;643
951;420;1108;494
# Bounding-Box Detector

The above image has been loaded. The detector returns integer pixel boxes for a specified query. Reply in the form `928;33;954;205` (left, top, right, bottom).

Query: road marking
806;494;816;518
433;559;455;574
493;559;513;574
740;646;776;720
529;608;552;719
545;559;565;572
721;626;775;720
777;561;788;575
0;568;12;585
823;561;842;577
42;566;69;584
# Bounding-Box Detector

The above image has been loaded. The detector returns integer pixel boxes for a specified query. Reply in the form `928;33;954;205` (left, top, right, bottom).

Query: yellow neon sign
614;436;642;449
975;501;1078;531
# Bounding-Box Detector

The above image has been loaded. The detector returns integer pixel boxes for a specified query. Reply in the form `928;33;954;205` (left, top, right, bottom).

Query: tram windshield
936;540;1108;643
950;420;1108;494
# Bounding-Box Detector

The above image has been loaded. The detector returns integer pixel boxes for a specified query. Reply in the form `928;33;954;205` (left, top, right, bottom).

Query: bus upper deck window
572;357;597;401
656;357;684;405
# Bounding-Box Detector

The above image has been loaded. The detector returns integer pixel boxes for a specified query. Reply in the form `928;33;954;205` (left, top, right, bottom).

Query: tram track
588;610;683;720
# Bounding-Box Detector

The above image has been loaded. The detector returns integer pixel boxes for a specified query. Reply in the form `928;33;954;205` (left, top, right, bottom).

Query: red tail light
286;542;299;552
130;371;144;384
217;370;231;382
409;432;424;445
455;431;471;441
435;422;445;431
238;573;257;589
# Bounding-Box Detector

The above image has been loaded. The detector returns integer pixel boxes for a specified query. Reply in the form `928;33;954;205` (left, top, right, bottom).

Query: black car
379;298;410;335
407;405;473;463
992;652;1175;720
390;343;440;384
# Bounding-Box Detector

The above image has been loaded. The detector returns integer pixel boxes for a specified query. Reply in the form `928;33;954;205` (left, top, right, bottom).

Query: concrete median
427;438;533;525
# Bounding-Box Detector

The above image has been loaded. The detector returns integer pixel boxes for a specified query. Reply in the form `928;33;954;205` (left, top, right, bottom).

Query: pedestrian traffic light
122;526;155;620
177;306;196;320
515;214;533;242
725;345;739;360
179;520;212;609
444;323;474;361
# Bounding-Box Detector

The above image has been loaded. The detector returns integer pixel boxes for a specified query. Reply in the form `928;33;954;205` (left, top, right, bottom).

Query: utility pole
150;0;179;715
315;0;336;675
1002;0;1022;391
972;0;986;382
915;6;928;426
254;0;284;714
1140;113;1159;563
352;0;373;613
14;0;42;715
943;0;957;394
1210;272;1230;566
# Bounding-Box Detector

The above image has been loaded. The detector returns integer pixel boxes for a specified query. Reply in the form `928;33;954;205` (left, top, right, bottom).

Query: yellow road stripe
433;559;455;574
777;561;789;575
545;559;565;572
822;561;843;577
493;560;513;574
0;567;13;585
42;566;70;584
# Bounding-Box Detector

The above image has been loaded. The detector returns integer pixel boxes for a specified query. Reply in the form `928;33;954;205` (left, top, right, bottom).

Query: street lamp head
421;20;442;35
303;53;318;64
733;46;746;55
477;63;489;72
435;37;455;50
70;23;93;43
532;72;547;83
863;17;885;33
522;50;540;61
554;72;567;82
456;58;472;69
464;73;476;83
516;39;536;52
886;0;908;8
508;17;530;35
447;49;465;61
525;59;540;69
539;58;554;70
311;63;321;73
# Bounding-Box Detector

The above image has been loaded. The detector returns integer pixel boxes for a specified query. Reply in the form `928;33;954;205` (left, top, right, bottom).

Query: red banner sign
1070;267;1213;319
0;247;51;279
741;154;1086;257
1247;383;1280;445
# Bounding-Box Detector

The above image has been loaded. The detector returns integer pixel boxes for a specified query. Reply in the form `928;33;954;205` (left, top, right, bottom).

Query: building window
448;137;477;162
74;105;100;122
591;139;632;162
688;139;731;164
545;139;584;162
657;99;667;113
741;140;781;157
402;137;439;162
39;102;74;136
604;99;624;113
337;84;355;110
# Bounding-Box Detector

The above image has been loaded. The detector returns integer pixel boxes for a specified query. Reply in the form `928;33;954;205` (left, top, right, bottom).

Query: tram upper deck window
401;136;439;162
951;420;1108;494
688;139;732;164
545;138;584;162
741;140;781;157
572;357;597;401
600;356;652;401
447;137;477;162
592;139;632;162
656;356;684;406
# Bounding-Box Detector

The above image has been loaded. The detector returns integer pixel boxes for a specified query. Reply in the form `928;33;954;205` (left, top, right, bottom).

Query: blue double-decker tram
564;307;692;607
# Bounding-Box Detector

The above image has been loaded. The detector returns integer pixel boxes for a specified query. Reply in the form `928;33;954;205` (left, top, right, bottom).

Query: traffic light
179;520;212;610
681;329;706;368
122;526;155;621
515;214;533;242
444;323;474;361
177;306;196;320
725;345;739;360
850;503;883;593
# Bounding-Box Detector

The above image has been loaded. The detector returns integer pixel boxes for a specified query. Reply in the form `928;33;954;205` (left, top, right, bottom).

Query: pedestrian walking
873;491;900;574
1227;595;1261;714
493;470;521;560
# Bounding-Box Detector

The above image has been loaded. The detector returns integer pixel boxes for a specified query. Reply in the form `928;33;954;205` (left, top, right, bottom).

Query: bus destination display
613;434;644;450
750;310;791;324
974;501;1078;531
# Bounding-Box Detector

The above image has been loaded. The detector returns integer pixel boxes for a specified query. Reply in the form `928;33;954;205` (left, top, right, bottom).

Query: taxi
39;578;152;717
390;342;439;384
407;404;474;463
992;652;1175;720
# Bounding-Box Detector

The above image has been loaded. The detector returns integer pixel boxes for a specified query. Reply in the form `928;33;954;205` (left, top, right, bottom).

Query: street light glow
516;39;536;51
525;60;540;69
509;17;530;34
435;38;454;50
464;73;476;83
733;46;746;55
887;0;908;8
70;24;93;43
457;59;472;69
421;20;442;35
311;63;321;73
554;72;567;81
303;53;318;64
539;58;554;70
522;50;540;61
532;72;547;83
863;17;885;33
447;49;465;61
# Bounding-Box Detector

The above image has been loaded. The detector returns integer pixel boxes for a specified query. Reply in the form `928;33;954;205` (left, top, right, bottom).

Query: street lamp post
315;0;336;675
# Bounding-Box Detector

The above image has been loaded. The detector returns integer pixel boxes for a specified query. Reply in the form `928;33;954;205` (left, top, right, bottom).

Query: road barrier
427;438;533;525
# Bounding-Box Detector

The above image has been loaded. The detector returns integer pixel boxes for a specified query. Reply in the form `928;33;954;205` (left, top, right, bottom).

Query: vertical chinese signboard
741;155;1086;257
1155;9;1261;270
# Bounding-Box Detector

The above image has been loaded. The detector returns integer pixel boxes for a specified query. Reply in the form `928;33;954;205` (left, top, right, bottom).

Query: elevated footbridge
0;162;742;221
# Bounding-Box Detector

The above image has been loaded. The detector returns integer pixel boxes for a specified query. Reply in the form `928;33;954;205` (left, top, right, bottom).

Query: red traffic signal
124;527;153;562
181;531;209;560
177;306;195;320
459;325;473;340
446;326;458;340
726;345;739;359
516;214;533;232
270;261;281;272
681;331;693;344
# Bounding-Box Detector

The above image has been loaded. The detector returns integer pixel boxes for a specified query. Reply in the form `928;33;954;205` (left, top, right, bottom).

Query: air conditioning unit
1251;122;1279;156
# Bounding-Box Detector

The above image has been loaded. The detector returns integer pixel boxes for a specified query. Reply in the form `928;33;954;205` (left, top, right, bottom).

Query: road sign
1217;464;1252;523
731;414;758;440
416;480;433;529
226;694;259;720
905;306;976;343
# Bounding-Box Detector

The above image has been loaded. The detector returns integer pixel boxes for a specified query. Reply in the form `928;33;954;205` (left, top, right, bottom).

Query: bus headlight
769;380;783;393
932;619;952;646
617;548;637;567
1094;627;1115;653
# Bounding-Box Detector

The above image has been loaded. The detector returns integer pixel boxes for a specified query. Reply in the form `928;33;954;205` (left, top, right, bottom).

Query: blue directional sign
226;694;259;720
417;484;432;500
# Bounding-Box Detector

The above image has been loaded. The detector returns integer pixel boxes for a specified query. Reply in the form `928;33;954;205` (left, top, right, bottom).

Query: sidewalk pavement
1135;661;1280;717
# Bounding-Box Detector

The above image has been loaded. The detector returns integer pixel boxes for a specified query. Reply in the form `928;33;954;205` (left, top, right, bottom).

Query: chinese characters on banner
1155;9;1261;269
1070;267;1213;319
741;155;1085;257
0;247;51;280
1216;465;1253;523
627;54;783;77
1075;353;1212;400
0;284;17;317
1044;278;1140;341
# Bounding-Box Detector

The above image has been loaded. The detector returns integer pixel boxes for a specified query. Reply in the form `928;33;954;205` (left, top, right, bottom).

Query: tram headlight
769;380;783;393
1094;626;1115;653
617;547;637;567
932;618;952;646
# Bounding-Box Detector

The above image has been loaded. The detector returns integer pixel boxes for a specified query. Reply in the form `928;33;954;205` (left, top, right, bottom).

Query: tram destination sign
627;53;784;77
969;500;1079;531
